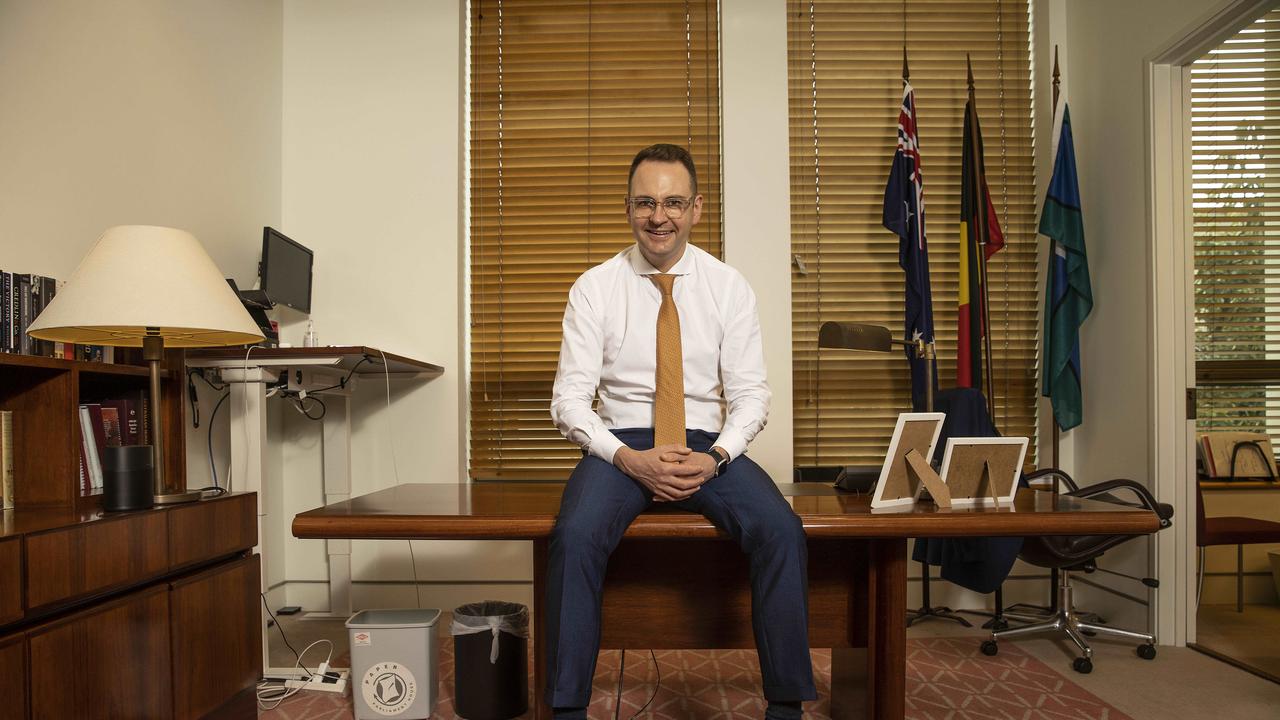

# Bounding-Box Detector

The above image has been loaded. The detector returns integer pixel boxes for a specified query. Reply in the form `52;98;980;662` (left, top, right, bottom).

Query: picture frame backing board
871;412;946;509
938;437;1029;508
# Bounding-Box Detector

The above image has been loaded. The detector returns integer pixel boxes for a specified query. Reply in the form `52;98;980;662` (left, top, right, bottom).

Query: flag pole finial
966;53;975;98
1052;45;1061;109
903;46;910;81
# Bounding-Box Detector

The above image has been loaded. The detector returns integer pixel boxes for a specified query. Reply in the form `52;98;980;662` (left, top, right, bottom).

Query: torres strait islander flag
957;94;1005;391
1040;94;1092;431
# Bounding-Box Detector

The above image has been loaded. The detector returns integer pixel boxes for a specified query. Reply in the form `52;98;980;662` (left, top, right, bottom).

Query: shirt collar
629;243;697;277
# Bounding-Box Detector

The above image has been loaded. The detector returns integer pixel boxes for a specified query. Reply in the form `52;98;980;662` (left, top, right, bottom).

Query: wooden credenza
0;493;260;719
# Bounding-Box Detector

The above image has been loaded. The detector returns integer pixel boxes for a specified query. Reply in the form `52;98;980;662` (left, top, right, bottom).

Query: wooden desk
294;483;1160;720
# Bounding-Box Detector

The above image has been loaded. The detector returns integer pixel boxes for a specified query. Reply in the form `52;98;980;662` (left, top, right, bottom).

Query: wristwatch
704;447;730;477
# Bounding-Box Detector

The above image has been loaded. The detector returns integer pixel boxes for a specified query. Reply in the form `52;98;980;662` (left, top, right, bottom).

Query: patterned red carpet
261;636;1131;719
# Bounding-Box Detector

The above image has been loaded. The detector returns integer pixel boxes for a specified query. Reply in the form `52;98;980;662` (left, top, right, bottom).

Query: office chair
980;468;1173;674
1196;479;1280;612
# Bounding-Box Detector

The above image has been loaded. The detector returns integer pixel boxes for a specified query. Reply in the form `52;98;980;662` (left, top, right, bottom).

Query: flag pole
1050;45;1061;477
967;55;999;420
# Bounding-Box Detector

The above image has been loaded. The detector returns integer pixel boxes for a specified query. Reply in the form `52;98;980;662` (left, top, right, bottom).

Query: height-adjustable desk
295;482;1160;719
188;346;442;671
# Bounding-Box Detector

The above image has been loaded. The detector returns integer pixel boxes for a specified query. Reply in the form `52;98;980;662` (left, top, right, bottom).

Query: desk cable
372;349;423;610
256;594;338;709
614;649;660;720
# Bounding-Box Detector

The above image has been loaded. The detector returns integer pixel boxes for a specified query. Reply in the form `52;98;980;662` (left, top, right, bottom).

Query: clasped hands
613;445;717;502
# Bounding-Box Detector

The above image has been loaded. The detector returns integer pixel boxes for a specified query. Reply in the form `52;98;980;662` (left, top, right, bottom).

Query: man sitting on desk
547;144;816;719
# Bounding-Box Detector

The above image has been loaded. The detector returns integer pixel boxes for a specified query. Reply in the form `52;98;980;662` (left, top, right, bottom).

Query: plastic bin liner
450;601;529;664
450;601;529;720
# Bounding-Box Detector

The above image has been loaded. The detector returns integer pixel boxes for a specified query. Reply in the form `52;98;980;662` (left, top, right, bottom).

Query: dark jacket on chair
911;388;1024;593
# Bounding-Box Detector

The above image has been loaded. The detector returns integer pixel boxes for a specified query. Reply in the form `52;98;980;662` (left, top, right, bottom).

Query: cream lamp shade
27;225;263;346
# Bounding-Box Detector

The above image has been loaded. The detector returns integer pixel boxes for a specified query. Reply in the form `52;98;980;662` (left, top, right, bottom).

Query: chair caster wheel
1137;644;1157;660
1073;657;1093;674
980;640;999;656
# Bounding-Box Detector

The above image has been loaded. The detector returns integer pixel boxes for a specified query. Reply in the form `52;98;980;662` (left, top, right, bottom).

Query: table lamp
818;321;935;412
28;225;264;505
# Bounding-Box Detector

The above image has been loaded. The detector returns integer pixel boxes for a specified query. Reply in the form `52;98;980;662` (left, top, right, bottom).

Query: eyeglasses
626;196;694;220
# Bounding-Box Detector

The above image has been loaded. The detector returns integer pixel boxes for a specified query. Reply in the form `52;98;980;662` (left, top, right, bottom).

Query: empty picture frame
938;437;1029;508
871;412;946;509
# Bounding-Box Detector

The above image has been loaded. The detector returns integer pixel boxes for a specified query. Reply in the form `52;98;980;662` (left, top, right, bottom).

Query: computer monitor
259;227;313;314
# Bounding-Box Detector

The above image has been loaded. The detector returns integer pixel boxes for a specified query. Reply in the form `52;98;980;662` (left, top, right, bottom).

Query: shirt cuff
588;430;627;465
713;429;748;462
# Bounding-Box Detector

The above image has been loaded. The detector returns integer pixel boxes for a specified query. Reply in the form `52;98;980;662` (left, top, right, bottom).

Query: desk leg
533;538;550;720
225;367;272;672
320;392;352;618
867;538;907;720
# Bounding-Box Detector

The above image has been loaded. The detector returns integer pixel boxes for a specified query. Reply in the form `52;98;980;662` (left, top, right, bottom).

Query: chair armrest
1024;467;1080;493
1069;479;1174;527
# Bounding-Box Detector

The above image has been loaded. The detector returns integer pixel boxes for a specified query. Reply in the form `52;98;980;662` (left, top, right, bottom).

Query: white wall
1058;0;1243;630
0;0;281;283
0;0;286;598
277;0;527;611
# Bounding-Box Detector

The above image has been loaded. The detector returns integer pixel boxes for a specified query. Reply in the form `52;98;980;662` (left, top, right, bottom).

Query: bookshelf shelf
0;352;169;378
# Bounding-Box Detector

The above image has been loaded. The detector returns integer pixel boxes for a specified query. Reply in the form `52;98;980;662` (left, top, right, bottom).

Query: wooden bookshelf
0;350;186;510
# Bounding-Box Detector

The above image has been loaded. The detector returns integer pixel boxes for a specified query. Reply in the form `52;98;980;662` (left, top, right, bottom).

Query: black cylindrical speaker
102;445;155;512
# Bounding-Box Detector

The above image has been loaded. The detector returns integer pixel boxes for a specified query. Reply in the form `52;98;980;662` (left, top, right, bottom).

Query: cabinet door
0;537;21;626
170;554;261;720
0;632;26;720
28;585;171;720
167;494;256;571
25;511;168;610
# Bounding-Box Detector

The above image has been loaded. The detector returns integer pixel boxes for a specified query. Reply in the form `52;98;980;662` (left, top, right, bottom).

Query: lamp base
153;490;203;505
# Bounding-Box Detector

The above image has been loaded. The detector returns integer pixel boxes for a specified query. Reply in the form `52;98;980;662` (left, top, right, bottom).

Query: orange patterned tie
652;274;685;447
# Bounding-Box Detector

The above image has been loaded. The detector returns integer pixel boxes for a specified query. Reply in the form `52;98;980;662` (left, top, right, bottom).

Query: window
469;0;722;479
1192;9;1280;451
788;0;1039;465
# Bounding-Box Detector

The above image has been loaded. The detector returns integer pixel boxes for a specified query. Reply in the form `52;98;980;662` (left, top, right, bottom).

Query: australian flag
883;80;936;411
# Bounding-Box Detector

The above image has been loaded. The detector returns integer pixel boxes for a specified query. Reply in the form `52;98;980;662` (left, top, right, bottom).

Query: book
9;274;18;355
100;406;123;447
102;397;141;446
1199;431;1276;479
39;276;55;357
1;411;13;509
1;271;10;353
79;405;103;495
16;274;31;355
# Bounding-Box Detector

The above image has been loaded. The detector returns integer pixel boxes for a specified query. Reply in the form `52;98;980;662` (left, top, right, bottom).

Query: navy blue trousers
543;428;817;708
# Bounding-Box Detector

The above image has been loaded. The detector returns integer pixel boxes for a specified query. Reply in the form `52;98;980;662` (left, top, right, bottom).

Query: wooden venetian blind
788;0;1038;466
1192;10;1280;447
470;0;722;480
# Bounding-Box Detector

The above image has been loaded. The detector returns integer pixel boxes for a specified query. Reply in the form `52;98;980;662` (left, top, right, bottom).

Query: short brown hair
628;144;698;196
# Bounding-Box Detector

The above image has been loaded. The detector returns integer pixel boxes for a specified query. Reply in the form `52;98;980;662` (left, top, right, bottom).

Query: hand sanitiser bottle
303;319;318;347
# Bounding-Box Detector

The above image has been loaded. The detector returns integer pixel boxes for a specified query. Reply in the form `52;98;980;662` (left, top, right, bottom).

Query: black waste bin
451;601;529;720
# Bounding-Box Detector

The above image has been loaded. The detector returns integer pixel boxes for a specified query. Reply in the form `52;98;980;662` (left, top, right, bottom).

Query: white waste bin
347;608;441;719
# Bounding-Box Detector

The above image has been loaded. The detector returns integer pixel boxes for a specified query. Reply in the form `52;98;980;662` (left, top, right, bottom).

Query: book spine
17;274;31;355
100;406;122;448
86;403;107;493
41;276;55;354
0;271;10;353
10;275;20;355
79;405;103;495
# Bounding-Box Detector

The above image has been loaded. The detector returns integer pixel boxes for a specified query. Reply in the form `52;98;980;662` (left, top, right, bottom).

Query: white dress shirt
551;243;771;463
